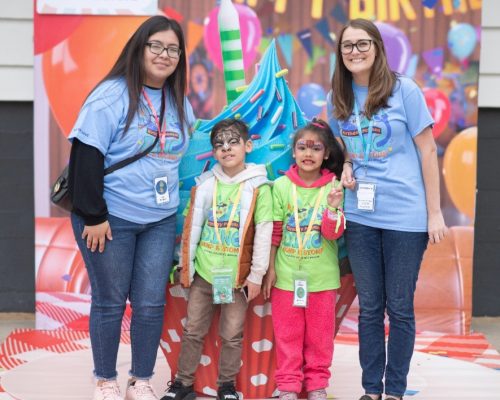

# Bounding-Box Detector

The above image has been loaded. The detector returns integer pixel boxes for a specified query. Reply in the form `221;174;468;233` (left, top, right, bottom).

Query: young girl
263;119;345;400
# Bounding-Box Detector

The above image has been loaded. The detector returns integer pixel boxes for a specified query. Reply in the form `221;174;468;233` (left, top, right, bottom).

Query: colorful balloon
296;83;326;119
203;4;262;72
443;127;477;219
34;13;83;55
423;88;451;138
375;22;412;74
448;23;477;61
42;16;147;136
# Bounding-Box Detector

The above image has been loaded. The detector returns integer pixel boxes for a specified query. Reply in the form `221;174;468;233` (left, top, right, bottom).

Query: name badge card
212;267;234;304
293;271;308;307
357;181;376;212
154;176;169;205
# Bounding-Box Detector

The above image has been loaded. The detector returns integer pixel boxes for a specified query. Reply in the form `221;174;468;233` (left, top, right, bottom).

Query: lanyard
291;184;325;263
142;88;167;152
353;97;374;171
212;180;244;246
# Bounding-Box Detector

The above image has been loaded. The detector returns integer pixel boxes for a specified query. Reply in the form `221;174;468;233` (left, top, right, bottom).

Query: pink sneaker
308;389;327;400
93;380;123;400
125;379;159;400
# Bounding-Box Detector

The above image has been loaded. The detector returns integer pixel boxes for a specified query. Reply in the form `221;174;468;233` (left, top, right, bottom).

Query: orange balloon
443;127;477;219
42;15;148;136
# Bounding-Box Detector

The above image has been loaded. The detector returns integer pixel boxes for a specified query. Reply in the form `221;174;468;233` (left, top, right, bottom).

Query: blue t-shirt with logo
327;76;434;232
69;78;195;224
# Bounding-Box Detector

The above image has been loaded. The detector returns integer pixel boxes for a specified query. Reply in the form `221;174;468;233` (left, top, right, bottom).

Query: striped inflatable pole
218;0;246;104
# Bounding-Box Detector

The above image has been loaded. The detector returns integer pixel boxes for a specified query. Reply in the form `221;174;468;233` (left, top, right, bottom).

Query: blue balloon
447;23;477;61
296;83;326;119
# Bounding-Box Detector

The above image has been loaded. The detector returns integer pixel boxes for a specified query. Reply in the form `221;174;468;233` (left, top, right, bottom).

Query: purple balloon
375;22;412;74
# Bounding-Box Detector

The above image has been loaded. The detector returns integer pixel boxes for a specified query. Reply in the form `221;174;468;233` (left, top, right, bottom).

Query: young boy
161;119;273;400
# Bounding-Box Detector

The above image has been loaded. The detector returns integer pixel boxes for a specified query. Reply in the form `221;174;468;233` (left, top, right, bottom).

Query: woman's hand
262;266;276;301
428;211;448;244
82;220;113;253
341;162;356;190
242;280;261;302
327;178;344;209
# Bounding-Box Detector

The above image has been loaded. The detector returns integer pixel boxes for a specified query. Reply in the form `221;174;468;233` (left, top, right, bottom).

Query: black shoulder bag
51;90;165;212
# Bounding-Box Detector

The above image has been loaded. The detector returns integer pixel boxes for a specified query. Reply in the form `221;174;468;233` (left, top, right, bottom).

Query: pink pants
271;287;336;393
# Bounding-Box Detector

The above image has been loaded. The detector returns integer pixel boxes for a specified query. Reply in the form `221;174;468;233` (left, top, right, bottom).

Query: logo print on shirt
137;106;187;160
340;109;392;159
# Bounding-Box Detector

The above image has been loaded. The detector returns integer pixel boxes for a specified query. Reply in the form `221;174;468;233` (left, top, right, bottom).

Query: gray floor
1;313;499;350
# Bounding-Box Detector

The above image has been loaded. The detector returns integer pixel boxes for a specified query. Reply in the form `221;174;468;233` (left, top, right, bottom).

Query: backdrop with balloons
34;1;481;224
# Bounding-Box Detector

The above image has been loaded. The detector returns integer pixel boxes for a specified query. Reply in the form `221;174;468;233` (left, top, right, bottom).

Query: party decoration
315;18;335;47
330;3;348;24
203;3;262;74
186;21;204;55
422;48;444;75
405;54;419;78
448;23;477;61
423;0;438;8
296;28;313;58
42;15;147;136
443;127;477;219
311;0;324;19
296;83;326;119
375;22;412;74
277;34;293;67
423;88;451;139
34;13;83;54
217;0;246;104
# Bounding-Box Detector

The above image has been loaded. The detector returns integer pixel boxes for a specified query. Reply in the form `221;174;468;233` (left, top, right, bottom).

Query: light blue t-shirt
327;76;434;232
69;78;195;224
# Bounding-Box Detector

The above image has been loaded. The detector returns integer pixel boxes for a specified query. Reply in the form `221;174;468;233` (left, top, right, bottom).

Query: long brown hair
331;18;396;120
96;16;188;134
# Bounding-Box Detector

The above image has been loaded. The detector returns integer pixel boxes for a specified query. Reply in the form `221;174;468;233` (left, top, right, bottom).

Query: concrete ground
1;313;499;351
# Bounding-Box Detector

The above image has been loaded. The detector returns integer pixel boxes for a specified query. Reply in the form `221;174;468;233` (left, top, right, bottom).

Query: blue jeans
345;221;428;397
71;212;176;380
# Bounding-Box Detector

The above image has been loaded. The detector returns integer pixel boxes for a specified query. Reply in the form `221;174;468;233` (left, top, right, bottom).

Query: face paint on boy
213;128;243;151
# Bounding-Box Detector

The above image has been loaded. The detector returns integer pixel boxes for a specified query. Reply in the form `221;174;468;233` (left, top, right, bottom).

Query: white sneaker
93;380;124;400
126;379;159;400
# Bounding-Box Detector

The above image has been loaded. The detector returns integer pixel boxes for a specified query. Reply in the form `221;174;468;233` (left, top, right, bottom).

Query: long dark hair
97;15;188;134
292;118;345;178
331;18;396;121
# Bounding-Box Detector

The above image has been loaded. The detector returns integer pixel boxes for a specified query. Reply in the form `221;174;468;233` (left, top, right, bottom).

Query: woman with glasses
68;16;195;400
327;19;447;400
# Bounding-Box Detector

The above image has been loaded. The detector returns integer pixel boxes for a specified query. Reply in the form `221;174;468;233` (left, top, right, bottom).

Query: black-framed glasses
340;39;373;55
146;42;181;59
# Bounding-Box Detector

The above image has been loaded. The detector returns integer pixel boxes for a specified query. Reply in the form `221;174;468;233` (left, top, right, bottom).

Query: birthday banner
34;0;480;336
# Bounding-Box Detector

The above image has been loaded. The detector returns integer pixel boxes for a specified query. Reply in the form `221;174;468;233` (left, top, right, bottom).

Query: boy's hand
262;267;276;301
243;280;261;302
327;178;344;209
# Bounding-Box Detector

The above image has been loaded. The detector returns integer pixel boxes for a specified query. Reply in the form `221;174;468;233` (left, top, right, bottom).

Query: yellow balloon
443;127;477;219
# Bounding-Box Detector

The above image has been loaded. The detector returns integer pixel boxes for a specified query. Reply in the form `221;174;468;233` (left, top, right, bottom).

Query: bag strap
104;89;165;176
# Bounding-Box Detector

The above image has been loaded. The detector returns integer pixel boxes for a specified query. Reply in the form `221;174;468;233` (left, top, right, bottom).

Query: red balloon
423;88;451;139
42;15;147;136
34;12;83;55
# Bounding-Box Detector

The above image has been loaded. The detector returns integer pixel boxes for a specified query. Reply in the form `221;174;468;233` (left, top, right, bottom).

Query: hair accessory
311;122;324;129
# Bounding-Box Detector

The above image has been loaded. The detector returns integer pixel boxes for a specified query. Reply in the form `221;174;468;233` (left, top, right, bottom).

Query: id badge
154;175;170;205
293;271;308;308
212;267;234;304
356;181;376;212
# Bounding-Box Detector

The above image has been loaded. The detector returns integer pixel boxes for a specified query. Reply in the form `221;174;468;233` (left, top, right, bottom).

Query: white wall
0;0;33;101
479;0;500;108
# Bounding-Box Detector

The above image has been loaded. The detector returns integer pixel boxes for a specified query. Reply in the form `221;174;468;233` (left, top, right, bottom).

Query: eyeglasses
340;39;373;55
146;42;181;59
